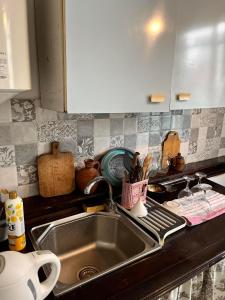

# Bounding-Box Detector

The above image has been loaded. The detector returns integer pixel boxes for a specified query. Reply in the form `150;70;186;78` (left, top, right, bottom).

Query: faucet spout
84;176;117;213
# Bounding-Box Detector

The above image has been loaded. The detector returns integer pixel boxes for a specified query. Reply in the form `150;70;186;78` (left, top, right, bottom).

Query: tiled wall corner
0;98;225;198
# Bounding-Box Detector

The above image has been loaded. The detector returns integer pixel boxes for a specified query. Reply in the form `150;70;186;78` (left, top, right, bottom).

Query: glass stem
186;180;190;189
185;180;190;189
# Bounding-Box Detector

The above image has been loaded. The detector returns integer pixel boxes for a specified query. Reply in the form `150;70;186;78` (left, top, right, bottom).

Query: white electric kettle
0;250;61;300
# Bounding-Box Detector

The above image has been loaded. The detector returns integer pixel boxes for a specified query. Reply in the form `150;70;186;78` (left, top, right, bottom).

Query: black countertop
1;157;225;300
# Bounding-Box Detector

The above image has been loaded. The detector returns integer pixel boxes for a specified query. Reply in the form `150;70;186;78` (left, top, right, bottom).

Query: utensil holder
121;179;148;209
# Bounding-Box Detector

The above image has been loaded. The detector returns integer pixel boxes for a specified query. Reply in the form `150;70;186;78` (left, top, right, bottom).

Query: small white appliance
0;250;60;300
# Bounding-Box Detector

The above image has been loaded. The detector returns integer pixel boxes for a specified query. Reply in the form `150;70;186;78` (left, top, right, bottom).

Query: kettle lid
0;251;33;288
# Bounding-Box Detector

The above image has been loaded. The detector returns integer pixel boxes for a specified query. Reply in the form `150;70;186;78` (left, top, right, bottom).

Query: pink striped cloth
163;190;225;226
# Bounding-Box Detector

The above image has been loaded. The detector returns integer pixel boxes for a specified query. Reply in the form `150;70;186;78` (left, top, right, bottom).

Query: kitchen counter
1;157;225;300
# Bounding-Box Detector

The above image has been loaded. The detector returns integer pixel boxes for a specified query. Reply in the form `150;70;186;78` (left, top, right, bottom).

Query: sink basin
30;212;161;296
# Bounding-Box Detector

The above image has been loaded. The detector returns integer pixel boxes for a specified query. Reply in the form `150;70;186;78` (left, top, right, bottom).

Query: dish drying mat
163;190;225;226
118;197;186;246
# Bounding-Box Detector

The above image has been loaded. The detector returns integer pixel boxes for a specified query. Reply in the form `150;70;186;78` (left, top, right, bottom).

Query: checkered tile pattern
0;99;224;197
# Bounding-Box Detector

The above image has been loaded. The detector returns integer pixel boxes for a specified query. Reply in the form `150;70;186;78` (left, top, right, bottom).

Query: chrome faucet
84;176;117;213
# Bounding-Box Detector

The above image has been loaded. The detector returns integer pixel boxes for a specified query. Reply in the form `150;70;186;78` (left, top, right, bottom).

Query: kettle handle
33;251;61;299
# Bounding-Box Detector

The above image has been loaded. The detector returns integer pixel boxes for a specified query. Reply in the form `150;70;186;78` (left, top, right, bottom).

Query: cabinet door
65;0;177;113
171;0;225;110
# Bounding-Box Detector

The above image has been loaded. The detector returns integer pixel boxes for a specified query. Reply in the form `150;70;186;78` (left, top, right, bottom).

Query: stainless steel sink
30;212;161;296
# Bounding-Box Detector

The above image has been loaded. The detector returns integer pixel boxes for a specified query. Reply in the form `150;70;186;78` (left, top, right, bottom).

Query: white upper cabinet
65;0;177;113
0;0;31;104
35;0;177;113
171;0;225;110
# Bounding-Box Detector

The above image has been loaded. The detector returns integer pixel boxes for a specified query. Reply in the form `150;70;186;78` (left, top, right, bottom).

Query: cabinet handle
149;94;165;103
177;93;191;101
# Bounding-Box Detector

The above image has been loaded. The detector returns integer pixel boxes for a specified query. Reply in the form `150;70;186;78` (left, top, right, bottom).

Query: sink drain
78;266;99;280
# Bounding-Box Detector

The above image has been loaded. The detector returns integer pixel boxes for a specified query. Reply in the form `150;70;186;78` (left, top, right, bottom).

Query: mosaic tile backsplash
0;99;225;198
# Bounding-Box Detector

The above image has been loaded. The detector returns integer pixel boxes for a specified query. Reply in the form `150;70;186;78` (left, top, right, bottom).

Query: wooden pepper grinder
76;159;100;193
174;153;185;172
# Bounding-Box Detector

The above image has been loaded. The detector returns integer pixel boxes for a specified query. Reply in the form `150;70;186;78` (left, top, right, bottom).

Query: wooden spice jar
174;153;185;172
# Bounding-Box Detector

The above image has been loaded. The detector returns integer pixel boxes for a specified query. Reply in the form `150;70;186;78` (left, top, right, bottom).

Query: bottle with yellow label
5;191;26;251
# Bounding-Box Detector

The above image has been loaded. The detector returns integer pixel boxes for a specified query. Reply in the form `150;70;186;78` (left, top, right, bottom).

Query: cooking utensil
148;183;166;194
162;131;181;169
123;152;133;174
134;165;143;183
129;152;140;183
142;153;152;180
131;152;140;169
38;142;75;197
124;170;130;183
138;166;143;181
147;183;167;204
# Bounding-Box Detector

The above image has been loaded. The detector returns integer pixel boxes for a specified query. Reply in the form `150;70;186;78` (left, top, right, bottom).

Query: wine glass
178;175;195;199
191;172;212;216
191;172;212;193
197;183;212;214
148;151;160;177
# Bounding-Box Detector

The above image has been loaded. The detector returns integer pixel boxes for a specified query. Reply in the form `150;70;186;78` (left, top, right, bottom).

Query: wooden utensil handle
52;142;59;155
142;167;147;181
132;152;140;169
142;153;152;180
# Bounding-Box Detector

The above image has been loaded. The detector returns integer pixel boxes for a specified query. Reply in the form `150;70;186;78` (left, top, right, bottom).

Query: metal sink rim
30;211;161;296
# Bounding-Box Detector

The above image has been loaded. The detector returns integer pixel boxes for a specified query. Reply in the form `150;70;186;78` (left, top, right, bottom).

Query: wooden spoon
142;153;152;180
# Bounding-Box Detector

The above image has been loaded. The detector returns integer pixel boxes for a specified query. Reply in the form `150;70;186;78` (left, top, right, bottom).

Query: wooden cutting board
38;142;75;197
162;131;181;169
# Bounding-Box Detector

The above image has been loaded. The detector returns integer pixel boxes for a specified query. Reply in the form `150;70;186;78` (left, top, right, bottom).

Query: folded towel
163;190;225;226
